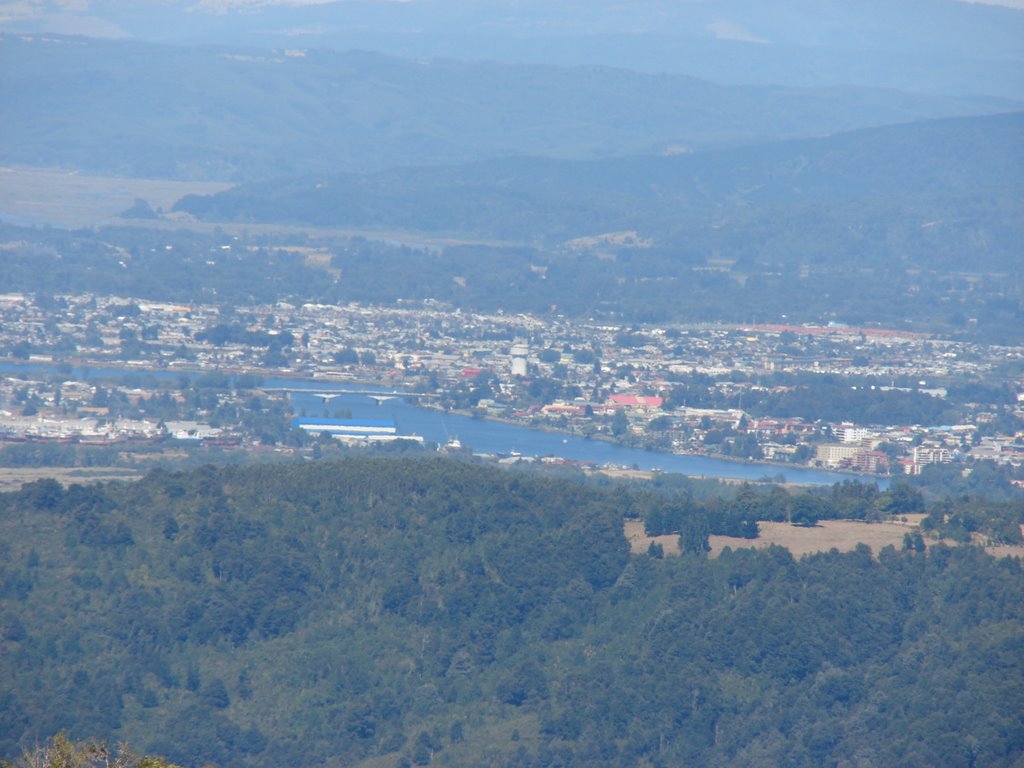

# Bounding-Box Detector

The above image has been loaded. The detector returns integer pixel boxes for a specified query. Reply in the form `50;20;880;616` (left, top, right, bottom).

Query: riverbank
1;358;877;486
429;403;885;485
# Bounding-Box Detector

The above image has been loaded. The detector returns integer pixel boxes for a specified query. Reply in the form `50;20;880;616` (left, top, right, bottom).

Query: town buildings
1;292;1022;475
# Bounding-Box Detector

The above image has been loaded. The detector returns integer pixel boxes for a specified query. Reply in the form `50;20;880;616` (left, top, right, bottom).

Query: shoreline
429;403;885;483
2;357;886;484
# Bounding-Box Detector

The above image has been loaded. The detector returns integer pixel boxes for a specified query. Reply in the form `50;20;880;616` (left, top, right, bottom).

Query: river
283;382;877;486
1;362;880;486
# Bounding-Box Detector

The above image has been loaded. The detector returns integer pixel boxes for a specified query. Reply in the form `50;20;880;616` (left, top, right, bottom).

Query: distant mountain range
1;34;1020;182
174;111;1024;259
4;0;1024;98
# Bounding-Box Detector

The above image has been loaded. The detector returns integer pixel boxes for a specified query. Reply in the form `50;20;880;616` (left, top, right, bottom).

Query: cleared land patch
625;518;682;556
710;520;914;557
0;466;143;493
627;515;1021;560
0;166;233;227
625;517;915;558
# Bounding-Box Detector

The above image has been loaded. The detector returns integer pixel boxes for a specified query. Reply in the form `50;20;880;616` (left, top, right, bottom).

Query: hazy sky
966;0;1024;7
202;0;1022;7
2;0;1022;41
3;0;1024;15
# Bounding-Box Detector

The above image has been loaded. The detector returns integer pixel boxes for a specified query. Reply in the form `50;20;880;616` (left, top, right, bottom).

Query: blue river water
0;362;879;486
283;382;876;487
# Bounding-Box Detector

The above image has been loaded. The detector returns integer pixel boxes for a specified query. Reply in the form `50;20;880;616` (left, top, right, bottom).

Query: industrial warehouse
291;417;424;445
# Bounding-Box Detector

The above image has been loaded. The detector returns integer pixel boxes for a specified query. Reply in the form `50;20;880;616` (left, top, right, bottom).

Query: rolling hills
5;0;1024;98
1;34;1018;181
174;111;1024;260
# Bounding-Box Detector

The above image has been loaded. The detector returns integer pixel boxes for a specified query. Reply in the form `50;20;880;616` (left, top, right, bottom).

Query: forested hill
1;34;1018;181
175;111;1024;259
1;459;1022;768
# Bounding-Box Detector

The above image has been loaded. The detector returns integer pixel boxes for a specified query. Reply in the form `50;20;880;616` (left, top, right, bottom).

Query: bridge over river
262;387;439;404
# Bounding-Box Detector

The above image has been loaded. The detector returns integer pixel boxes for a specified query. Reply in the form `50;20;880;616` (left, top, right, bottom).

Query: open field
597;466;847;489
625;518;683;556
0;466;143;493
984;543;1024;558
115;218;516;251
626;517;917;559
0;165;516;249
0;166;234;227
627;515;1023;560
710;520;918;558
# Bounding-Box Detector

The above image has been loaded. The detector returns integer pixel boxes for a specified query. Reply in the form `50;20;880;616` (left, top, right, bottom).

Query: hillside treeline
2;218;1020;343
0;459;1021;767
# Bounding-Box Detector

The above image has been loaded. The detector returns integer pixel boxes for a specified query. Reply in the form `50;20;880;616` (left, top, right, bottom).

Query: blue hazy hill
3;34;1017;181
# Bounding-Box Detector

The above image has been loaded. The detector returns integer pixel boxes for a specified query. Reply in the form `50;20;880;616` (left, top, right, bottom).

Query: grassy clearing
710;520;914;558
624;518;682;556
0;166;517;248
0;166;233;227
627;515;1022;560
0;466;143;492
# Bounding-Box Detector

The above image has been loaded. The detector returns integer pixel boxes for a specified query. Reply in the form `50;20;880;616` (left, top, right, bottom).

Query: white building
510;343;529;377
836;423;872;443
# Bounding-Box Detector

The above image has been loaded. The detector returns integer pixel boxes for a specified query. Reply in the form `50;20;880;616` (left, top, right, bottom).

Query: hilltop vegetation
175;111;1024;249
1;459;1021;767
2;41;1021;340
172;112;1022;340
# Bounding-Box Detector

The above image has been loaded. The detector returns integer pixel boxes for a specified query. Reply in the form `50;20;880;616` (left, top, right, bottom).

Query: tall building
836;423;871;443
511;343;529;377
912;445;953;466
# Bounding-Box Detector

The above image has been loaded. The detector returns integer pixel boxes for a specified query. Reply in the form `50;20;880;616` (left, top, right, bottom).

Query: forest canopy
1;458;1021;767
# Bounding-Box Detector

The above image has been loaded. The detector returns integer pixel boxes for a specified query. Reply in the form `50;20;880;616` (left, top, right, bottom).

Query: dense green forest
1;459;1021;767
663;372;964;427
907;461;1024;503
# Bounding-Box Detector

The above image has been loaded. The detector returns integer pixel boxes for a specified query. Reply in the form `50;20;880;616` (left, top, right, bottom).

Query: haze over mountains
5;0;1024;98
3;34;1018;182
174;111;1024;250
0;0;1021;337
2;4;1024;767
166;111;1022;337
